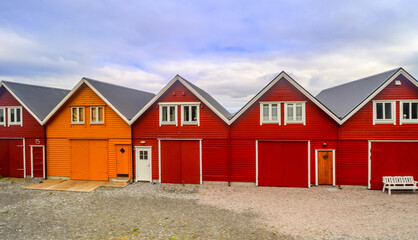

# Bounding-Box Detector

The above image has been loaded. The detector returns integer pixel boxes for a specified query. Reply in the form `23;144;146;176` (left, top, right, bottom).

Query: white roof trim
42;78;130;125
0;81;43;125
229;72;342;124
339;68;418;124
129;75;230;125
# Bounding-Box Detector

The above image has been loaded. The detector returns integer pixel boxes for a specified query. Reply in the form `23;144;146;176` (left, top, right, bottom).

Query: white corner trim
255;140;258;186
308;141;311;188
200;140;202;184
368;141;371;189
158;140;161;183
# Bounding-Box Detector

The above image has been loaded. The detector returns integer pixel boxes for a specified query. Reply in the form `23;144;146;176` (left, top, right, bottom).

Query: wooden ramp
24;179;129;192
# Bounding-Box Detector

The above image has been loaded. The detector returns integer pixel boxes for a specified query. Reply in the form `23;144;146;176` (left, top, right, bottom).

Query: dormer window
260;102;280;125
0;108;5;126
8;107;22;126
159;104;177;126
373;101;395;125
400;101;418;124
284;102;306;125
182;105;199;126
71;107;85;124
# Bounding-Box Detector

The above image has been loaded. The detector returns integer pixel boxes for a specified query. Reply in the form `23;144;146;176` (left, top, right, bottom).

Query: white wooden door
136;147;151;182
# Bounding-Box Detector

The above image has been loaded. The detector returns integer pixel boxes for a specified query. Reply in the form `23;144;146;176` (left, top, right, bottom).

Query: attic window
91;106;104;124
71;107;85;124
8;107;22;126
260;102;280;125
373;101;395;125
0;108;5;126
284;102;306;125
182;105;200;126
400;101;418;124
159;104;177;126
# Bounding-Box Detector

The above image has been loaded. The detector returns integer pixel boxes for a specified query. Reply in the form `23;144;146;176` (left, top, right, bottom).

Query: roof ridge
319;68;401;93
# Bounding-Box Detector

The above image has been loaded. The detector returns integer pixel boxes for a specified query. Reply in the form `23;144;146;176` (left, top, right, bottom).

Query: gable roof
0;81;70;125
229;71;341;124
130;75;232;124
43;78;155;125
316;68;418;123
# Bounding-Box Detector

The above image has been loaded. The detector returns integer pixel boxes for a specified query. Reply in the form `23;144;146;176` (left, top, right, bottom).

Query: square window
160;105;177;125
71;107;85;124
285;102;305;125
260;103;280;124
374;101;394;124
8;107;22;126
0;108;5;126
182;105;199;125
400;101;418;124
91;106;104;124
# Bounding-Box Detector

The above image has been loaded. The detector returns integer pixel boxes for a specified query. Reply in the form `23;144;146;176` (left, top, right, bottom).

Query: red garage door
370;142;418;190
0;139;24;178
258;141;309;187
160;140;200;184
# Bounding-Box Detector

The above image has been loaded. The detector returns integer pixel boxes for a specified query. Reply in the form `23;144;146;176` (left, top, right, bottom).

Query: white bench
382;176;418;195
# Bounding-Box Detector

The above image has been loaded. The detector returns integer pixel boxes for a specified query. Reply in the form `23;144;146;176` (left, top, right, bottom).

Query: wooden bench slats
382;176;418;195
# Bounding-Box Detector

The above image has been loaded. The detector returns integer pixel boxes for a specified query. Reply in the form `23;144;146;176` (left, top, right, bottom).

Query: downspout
227;124;231;186
44;125;47;180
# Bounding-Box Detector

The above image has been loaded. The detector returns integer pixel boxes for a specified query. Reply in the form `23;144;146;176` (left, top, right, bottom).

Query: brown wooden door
318;151;333;185
116;145;131;177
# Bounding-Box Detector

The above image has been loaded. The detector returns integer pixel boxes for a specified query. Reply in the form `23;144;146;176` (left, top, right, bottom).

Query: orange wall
46;83;132;179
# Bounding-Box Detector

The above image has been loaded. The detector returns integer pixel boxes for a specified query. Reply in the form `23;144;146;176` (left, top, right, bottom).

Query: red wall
132;81;229;181
0;88;45;177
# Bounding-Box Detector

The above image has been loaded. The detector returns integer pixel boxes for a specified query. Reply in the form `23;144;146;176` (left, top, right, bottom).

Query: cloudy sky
1;1;417;112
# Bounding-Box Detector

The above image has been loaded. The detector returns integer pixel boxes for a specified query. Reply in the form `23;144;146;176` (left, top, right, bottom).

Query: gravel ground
0;178;417;239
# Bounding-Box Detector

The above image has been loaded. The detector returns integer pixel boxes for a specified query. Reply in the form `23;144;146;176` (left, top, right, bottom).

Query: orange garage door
71;140;108;181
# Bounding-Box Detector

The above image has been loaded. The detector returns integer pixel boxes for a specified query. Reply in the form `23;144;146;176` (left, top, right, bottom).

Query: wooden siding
340;74;418;140
310;140;337;184
46;83;132;179
338;140;368;185
202;140;228;182
231;78;338;140
230;140;255;182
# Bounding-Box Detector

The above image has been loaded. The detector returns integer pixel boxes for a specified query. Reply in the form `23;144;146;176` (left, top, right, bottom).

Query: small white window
90;106;104;124
373;101;395;125
400;101;418;124
159;104;177;126
284;102;305;125
260;102;280;125
8;107;22;126
71;107;85;124
0;108;5;126
182;105;199;126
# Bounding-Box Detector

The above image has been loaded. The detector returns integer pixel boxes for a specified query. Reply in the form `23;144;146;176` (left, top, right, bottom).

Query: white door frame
30;145;45;178
135;146;152;182
315;149;336;186
256;140;311;188
158;138;203;184
368;140;418;189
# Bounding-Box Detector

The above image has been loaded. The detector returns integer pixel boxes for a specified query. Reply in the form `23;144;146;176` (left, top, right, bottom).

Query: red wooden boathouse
130;75;232;184
0;81;69;178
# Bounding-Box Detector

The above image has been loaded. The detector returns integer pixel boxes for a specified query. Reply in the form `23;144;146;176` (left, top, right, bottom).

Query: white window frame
181;103;200;126
400;100;418;125
71;107;85;124
159;103;178;126
284;102;306;125
90;106;105;124
8;106;23;126
0;107;5;126
373;100;395;125
259;102;281;125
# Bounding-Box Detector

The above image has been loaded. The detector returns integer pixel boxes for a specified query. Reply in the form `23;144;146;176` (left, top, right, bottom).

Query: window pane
184;106;189;121
384;103;391;119
98;107;104;122
376;103;383;119
412;103;418;119
191;106;197;121
92;108;97;122
139;151;143;159
271;104;278;121
72;108;77;122
262;104;269;121
10;109;15;122
287;104;293;121
0;109;3;122
403;103;410;119
16;108;21;122
79;108;84;122
162;106;167;121
144;151;148;159
169;106;175;121
296;104;302;121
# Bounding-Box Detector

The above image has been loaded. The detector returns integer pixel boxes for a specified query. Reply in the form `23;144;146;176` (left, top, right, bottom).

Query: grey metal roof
182;79;232;119
316;68;402;119
85;78;155;120
1;81;70;121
